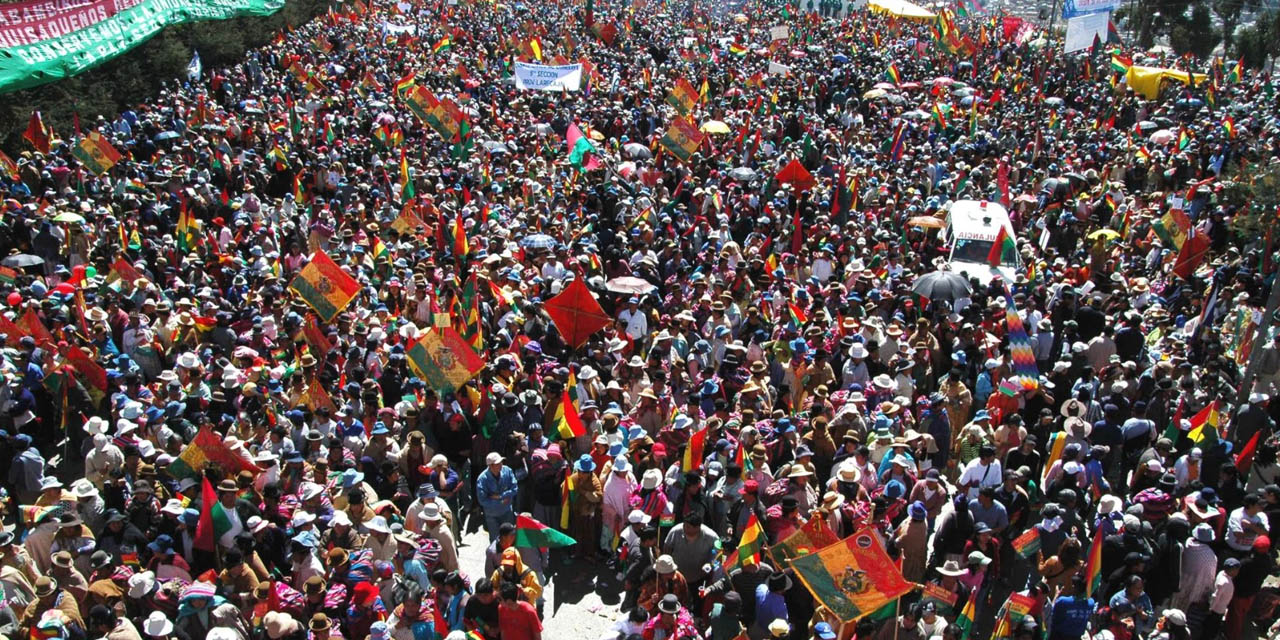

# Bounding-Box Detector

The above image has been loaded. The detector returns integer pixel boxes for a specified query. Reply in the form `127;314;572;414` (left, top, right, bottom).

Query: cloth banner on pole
1061;0;1120;18
514;62;583;91
790;528;916;622
1064;11;1110;53
0;0;284;93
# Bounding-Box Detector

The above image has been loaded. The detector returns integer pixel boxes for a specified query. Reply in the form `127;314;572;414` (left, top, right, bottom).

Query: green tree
1211;0;1250;55
0;0;326;149
1170;3;1220;59
1236;11;1280;70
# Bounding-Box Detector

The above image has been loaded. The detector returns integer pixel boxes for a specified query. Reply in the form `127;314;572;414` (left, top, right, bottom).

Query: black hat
767;572;793;592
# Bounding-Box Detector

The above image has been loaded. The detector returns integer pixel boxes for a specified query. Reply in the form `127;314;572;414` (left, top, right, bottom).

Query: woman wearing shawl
385;580;437;640
344;581;389;640
174;581;248;640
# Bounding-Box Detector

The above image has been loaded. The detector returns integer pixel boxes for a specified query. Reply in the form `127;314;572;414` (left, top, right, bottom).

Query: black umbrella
911;270;971;302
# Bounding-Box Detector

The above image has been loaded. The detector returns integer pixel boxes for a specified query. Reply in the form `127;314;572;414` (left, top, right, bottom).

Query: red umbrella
544;277;612;349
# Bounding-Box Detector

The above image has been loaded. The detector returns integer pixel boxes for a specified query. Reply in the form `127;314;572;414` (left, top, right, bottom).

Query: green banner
0;0;284;94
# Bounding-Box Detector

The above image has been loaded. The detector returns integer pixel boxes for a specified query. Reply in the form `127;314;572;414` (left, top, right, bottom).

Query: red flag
193;476;218;552
543;277;611;349
775;159;815;192
1236;429;1263;473
23;111;49;153
65;345;108;391
986;225;1014;267
20;308;54;347
1171;231;1211;279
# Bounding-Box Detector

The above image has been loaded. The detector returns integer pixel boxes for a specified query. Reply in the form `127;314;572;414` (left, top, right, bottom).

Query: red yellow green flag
789;528;915;622
168;425;263;482
666;77;700;115
72;131;122;175
769;516;841;568
555;388;585;439
737;513;766;561
683;426;708;472
560;468;575;529
955;589;978;638
0;149;20;179
289;250;360;322
405;327;485;393
1186;400;1221;443
660;116;703;162
787;302;807;326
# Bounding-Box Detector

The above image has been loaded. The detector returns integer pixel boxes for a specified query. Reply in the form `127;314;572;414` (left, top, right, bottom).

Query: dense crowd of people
1;0;1280;639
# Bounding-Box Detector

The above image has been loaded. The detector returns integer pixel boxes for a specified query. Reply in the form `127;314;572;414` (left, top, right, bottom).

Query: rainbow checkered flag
1002;288;1039;389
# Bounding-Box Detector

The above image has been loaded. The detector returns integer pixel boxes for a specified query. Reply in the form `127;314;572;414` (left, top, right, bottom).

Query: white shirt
218;501;244;549
1209;569;1234;614
1226;507;1270;551
959;458;1003;499
618;308;648;340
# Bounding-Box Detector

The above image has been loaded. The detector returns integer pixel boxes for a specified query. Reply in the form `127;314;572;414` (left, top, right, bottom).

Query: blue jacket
476;465;518;515
1049;595;1095;638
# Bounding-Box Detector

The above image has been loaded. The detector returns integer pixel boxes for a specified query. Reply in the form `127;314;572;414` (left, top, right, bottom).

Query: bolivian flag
1186;401;1221;443
0;149;17;180
72;132;122;176
289;250;360;322
394;71;416;97
885;63;901;85
682;426;708;472
729;42;748;56
400;146;415;199
737;513;765;561
433;37;451;54
554;387;586;439
787;301;807;326
789;527;915;623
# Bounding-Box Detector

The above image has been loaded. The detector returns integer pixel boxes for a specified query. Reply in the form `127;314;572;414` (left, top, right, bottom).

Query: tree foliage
1235;11;1280;70
0;0;326;151
1170;3;1220;59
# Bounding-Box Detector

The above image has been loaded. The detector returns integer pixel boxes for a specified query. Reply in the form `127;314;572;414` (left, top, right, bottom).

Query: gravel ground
454;515;622;640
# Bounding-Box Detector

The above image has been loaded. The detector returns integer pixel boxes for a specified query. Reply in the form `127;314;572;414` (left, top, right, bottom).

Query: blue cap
815;623;837;640
148;534;174;553
575;454;596;472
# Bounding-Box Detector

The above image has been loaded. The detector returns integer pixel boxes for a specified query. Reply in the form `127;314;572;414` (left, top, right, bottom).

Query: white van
941;200;1020;285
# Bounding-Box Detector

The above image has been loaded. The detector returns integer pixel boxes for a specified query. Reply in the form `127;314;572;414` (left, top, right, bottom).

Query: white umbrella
1149;129;1175;144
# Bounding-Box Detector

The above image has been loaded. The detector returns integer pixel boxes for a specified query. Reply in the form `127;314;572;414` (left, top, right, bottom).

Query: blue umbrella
519;234;557;250
832;53;849;63
154;131;180;141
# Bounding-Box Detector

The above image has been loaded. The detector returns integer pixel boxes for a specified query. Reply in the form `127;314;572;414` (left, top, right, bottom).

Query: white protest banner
767;61;792;76
514;61;583;91
1063;11;1109;53
770;25;789;41
1061;0;1120;18
381;22;416;35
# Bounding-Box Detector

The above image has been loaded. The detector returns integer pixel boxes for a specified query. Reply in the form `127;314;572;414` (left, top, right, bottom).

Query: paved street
455;516;621;639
